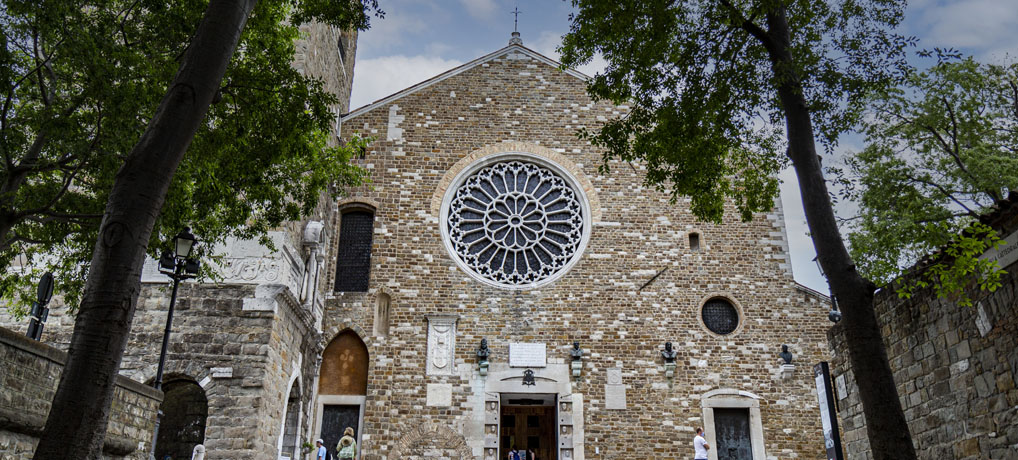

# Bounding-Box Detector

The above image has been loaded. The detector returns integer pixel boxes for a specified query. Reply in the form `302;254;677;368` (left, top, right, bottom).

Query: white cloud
349;55;464;109
460;0;499;21
907;0;1018;59
355;6;430;56
530;30;607;77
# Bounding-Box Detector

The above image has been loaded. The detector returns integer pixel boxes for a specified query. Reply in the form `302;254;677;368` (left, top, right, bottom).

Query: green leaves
845;58;1018;301
0;0;380;313
894;223;1005;308
561;0;910;224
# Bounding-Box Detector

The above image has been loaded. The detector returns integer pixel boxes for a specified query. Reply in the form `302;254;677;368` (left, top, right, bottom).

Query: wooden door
714;408;753;460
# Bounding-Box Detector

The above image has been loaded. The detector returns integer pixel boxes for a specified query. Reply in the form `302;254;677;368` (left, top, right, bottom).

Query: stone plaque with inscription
605;367;626;409
605;384;626;409
426;315;458;376
509;342;547;367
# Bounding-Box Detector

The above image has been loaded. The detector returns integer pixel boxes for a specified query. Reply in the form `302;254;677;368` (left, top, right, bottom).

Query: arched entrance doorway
155;377;208;460
315;330;368;458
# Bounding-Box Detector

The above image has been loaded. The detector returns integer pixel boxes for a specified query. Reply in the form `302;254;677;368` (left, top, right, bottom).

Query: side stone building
829;192;1018;459
1;22;359;460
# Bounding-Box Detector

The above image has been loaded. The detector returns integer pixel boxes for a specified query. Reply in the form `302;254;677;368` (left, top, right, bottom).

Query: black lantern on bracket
814;256;842;323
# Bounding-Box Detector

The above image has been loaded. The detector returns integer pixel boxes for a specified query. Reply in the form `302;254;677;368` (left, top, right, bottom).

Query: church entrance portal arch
315;330;368;459
480;363;583;460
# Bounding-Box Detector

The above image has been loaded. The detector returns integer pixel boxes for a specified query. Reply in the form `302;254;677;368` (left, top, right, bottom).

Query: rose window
447;160;584;286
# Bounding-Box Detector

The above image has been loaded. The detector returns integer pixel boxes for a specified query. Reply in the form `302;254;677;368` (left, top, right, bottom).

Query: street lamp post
149;227;200;460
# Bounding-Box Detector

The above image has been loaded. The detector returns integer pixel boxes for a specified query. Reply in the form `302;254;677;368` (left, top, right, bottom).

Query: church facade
320;34;833;460
0;30;836;460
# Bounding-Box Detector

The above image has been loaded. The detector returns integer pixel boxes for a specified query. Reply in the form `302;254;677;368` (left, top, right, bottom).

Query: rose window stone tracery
447;160;584;286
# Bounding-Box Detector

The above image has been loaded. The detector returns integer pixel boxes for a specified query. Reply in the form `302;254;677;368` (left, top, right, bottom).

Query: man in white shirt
694;427;710;460
316;438;328;460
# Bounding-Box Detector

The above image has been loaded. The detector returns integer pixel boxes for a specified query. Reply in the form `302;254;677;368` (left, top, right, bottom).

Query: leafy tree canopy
561;1;920;455
841;57;1017;302
559;0;911;223
0;0;380;312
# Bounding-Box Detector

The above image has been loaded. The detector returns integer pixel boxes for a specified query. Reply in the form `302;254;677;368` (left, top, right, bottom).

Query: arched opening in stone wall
315;330;368;458
279;379;302;459
155;377;208;460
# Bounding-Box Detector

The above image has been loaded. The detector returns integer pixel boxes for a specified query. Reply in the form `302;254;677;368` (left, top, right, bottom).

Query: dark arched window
334;210;374;291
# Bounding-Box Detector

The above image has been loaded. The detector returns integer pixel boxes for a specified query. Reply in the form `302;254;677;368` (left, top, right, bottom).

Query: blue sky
349;0;1018;293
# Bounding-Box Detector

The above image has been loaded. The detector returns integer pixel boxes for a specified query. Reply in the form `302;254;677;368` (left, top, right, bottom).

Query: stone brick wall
829;203;1018;459
1;282;324;460
0;326;162;459
327;44;833;460
284;21;358;297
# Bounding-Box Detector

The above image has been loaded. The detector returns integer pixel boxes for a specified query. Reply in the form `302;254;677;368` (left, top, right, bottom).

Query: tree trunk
32;1;257;458
760;7;918;460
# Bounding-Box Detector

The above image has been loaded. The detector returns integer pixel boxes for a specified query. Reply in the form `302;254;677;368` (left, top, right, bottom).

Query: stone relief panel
141;231;304;296
426;315;458;376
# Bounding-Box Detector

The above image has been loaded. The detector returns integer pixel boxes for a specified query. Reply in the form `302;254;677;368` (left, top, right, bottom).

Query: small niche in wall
689;232;701;252
374;292;391;337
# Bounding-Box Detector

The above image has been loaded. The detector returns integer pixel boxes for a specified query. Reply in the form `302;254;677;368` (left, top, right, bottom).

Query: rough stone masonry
326;37;834;460
830;193;1018;460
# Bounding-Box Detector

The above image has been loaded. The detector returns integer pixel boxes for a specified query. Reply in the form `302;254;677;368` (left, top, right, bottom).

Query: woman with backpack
336;427;358;460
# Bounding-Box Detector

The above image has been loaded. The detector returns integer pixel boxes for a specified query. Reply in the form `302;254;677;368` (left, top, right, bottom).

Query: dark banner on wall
813;362;844;460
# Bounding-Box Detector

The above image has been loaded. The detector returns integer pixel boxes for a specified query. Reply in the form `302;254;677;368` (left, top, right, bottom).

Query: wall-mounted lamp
476;338;490;377
570;341;584;378
828;296;842;323
661;341;677;381
814;256;843;324
779;344;795;379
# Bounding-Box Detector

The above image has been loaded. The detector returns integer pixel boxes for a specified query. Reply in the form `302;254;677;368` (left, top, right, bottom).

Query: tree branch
717;0;780;56
32;29;51;107
118;0;142;47
914;212;972;224
902;171;979;216
2;93;88;198
939;96;1002;201
1009;79;1018;121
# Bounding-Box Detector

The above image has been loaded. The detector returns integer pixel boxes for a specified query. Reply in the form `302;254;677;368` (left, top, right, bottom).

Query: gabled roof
343;41;590;121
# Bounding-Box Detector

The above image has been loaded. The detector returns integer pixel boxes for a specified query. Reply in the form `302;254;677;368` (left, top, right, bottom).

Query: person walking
693;427;710;460
315;439;328;460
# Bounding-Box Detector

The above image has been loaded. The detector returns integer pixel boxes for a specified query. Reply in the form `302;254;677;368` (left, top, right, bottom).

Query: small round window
701;298;739;335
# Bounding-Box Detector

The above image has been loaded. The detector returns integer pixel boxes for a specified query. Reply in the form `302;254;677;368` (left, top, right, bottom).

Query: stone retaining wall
0;326;162;459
